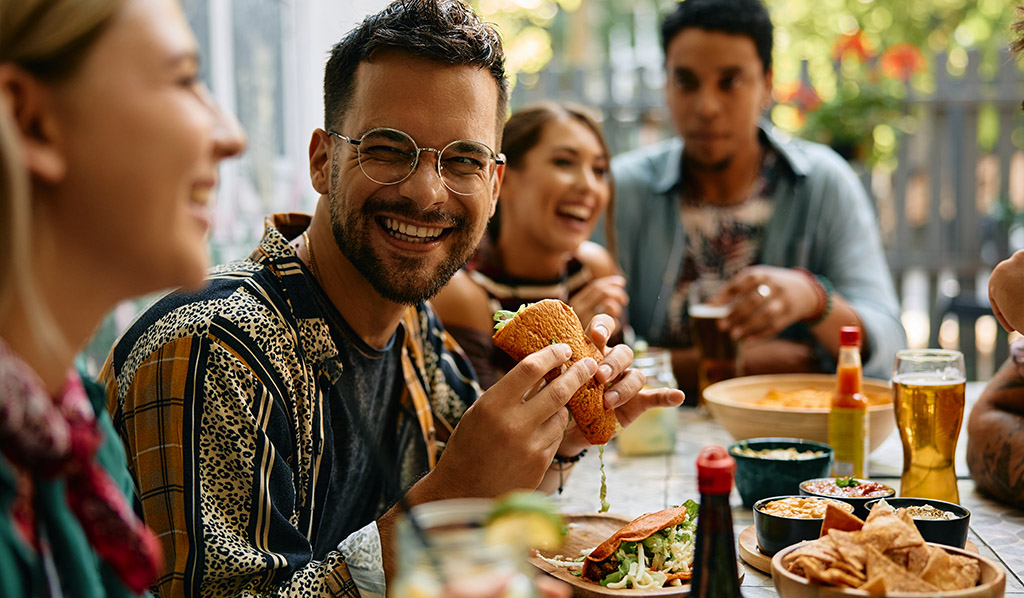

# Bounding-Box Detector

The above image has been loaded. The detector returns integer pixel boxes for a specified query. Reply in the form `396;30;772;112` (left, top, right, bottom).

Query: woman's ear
0;65;66;184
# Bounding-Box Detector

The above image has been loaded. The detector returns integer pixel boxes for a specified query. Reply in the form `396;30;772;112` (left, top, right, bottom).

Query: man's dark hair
661;0;774;73
324;0;509;136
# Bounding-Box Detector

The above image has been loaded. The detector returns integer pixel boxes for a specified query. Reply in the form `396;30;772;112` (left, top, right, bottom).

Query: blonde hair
0;0;123;347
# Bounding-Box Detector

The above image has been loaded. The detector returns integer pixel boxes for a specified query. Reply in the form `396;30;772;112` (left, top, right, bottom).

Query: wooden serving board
737;525;772;574
529;512;743;598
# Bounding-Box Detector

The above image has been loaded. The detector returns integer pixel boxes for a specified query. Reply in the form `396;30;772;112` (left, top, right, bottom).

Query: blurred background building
82;0;1024;382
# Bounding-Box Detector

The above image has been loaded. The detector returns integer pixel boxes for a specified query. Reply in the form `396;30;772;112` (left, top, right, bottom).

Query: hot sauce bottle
690;445;743;598
829;326;869;478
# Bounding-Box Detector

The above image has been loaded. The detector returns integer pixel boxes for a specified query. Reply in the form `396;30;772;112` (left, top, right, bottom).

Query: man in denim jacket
596;0;905;396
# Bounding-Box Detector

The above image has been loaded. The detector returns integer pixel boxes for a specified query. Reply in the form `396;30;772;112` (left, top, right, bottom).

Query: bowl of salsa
799;477;895;518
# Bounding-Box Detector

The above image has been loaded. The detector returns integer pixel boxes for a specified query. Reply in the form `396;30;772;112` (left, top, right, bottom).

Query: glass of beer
892;349;966;504
688;278;739;407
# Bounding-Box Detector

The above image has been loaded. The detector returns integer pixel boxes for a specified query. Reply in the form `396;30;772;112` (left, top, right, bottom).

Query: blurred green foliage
482;0;1020;164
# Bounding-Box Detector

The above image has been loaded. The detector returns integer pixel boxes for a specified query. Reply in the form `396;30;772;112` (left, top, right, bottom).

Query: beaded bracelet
552;449;587;494
552;448;587;466
812;274;835;326
794;267;834;326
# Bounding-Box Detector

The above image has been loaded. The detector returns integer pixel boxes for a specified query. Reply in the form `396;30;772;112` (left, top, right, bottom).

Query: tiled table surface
549;383;1024;597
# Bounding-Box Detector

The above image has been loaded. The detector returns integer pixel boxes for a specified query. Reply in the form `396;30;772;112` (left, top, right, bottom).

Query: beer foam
893;372;967;386
688;303;730;318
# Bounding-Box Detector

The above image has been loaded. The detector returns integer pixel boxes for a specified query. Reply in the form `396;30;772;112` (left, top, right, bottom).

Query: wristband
552;448;587;466
552;449;587;494
794;267;833;326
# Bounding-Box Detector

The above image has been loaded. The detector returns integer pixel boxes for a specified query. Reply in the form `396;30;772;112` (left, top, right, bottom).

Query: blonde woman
0;0;245;595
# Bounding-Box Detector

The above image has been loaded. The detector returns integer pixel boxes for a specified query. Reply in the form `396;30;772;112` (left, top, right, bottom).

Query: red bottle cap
839;326;861;347
696;445;735;495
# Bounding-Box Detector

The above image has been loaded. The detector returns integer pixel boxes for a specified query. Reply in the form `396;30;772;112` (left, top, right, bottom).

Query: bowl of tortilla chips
770;499;1005;597
703;374;895;452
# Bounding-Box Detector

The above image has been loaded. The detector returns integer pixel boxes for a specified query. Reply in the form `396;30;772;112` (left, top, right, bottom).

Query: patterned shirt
663;142;783;346
101;213;480;598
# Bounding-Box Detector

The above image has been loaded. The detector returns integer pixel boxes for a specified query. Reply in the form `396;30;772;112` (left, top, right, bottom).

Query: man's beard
328;164;484;305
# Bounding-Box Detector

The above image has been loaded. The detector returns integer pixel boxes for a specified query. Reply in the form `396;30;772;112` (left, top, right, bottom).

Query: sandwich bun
492;299;617;445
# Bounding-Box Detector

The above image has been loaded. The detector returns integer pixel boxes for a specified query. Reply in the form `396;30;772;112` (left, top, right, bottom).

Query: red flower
880;43;927;82
832;31;874;63
776;80;822;114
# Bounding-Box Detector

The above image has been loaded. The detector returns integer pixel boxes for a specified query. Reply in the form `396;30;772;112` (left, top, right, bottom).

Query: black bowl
752;495;855;556
799;477;895;519
728;438;833;508
864;497;970;548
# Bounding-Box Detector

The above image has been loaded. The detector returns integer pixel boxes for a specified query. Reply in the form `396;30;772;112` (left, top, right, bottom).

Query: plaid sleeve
103;334;361;598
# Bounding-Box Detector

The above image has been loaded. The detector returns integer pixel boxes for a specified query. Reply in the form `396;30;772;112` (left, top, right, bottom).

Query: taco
581;501;699;589
492;299;617;444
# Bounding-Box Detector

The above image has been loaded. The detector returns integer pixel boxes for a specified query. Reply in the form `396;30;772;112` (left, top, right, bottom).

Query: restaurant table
549;382;1024;596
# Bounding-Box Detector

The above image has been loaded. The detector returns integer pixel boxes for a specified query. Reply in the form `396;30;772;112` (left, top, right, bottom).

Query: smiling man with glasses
101;1;682;597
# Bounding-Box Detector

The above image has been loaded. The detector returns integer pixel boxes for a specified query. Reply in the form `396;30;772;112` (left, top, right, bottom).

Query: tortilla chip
859;521;899;554
865;498;896;522
866;546;938;593
906;544;932;577
782;539;840;571
864;510;922;551
884;546;913;570
828;529;867;572
920;545;960;590
820;503;864;536
896;509;927;545
819;567;864;588
796;556;830;584
916;545;981;590
858;576;886;593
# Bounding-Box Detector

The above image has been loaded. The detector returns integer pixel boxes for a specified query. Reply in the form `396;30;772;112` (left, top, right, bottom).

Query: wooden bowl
703;374;895;452
770;542;1006;598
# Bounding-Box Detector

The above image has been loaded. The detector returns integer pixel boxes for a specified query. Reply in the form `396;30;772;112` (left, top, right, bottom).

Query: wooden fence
511;48;1024;380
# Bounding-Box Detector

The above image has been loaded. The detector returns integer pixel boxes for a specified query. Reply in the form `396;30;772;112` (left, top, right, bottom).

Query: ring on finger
756;283;771;298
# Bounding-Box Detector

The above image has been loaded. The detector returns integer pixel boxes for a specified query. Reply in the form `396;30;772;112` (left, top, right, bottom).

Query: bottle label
829;407;869;478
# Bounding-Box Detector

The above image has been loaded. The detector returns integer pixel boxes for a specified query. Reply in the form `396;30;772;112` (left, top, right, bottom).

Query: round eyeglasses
328;127;505;196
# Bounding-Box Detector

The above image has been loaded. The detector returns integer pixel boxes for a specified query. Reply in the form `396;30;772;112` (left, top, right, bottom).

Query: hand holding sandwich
406;310;681;500
382;311;682;584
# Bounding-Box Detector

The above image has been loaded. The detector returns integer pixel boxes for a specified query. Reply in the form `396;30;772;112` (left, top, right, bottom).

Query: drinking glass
892;349;966;504
617;347;678;456
389;498;537;598
688;278;739;406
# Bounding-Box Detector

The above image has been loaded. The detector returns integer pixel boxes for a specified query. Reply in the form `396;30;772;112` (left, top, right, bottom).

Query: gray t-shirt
308;280;405;558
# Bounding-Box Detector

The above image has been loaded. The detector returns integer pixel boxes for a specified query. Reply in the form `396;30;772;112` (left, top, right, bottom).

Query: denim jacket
598;124;906;379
